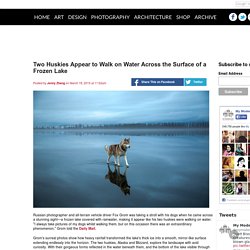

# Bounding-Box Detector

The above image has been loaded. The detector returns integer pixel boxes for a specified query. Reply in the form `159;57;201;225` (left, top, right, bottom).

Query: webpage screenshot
0;6;250;250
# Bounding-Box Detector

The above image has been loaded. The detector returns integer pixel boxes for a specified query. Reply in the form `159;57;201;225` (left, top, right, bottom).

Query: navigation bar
0;9;250;25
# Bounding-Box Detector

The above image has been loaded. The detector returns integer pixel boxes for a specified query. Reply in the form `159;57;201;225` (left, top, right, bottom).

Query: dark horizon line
34;121;209;129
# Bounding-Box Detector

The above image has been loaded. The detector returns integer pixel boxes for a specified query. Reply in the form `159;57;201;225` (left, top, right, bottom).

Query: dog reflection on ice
105;165;131;195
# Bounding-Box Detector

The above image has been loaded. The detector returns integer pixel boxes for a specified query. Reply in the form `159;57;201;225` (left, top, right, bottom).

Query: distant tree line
34;122;209;129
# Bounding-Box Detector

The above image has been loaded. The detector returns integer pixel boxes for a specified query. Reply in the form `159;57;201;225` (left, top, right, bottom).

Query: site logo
222;109;234;121
219;225;239;239
229;13;237;21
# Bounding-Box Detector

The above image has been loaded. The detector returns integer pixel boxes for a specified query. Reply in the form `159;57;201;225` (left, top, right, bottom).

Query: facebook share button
229;13;237;21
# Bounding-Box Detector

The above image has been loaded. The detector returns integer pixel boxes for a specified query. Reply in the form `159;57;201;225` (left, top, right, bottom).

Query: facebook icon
229;13;237;21
131;79;140;86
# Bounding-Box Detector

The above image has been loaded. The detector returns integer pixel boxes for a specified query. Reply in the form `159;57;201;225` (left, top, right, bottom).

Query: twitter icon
239;13;247;21
184;78;207;86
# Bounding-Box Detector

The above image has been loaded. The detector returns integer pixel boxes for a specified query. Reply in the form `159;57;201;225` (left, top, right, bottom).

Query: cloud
34;91;209;126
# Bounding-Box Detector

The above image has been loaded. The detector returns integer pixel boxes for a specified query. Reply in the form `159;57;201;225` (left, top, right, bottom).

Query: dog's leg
107;155;111;164
114;156;117;166
124;155;129;167
117;156;120;166
107;154;112;164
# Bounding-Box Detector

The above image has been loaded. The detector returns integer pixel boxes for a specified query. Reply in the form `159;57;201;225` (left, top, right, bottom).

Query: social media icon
235;114;247;120
239;13;247;21
248;13;250;21
229;13;237;21
186;80;191;85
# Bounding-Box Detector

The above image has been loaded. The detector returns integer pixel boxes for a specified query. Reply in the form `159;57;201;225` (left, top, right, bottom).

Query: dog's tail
104;145;109;153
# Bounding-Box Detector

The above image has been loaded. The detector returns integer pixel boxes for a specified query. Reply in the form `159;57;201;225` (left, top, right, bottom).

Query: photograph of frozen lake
33;91;209;207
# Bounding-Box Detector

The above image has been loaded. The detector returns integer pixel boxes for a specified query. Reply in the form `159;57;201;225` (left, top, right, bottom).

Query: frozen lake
33;129;209;207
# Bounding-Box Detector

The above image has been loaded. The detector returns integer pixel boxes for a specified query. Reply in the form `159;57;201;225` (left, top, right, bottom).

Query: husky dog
105;138;130;166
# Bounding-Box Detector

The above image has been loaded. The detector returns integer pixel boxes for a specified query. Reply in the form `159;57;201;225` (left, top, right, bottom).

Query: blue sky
33;91;209;126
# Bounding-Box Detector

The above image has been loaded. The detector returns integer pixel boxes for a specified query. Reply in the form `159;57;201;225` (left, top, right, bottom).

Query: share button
184;78;207;86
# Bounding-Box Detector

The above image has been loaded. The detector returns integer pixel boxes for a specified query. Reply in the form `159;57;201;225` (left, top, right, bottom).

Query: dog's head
121;138;131;149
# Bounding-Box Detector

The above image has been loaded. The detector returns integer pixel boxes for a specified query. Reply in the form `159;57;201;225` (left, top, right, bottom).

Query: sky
33;91;209;126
